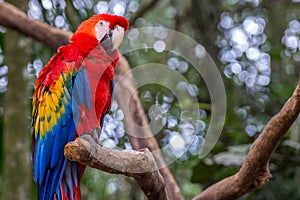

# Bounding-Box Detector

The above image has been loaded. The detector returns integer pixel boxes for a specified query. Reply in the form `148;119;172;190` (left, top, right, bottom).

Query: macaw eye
95;20;110;42
96;20;109;29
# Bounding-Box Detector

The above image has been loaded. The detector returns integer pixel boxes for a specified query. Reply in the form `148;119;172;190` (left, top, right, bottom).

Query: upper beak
111;25;125;50
100;25;125;51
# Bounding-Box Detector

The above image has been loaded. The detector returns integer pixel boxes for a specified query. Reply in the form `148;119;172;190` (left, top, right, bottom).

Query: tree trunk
2;1;32;199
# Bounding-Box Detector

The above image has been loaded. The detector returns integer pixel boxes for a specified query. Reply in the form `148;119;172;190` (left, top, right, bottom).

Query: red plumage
32;14;128;200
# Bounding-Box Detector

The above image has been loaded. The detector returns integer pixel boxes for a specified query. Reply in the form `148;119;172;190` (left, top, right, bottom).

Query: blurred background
0;0;300;199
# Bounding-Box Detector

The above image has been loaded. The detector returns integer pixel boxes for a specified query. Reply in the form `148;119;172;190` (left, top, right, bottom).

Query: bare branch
65;138;168;200
0;2;182;199
193;81;300;200
0;2;71;50
129;0;161;26
115;57;185;200
5;2;300;200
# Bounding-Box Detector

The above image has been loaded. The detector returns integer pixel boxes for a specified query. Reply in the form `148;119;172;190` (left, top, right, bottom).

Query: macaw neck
70;33;99;56
69;32;120;69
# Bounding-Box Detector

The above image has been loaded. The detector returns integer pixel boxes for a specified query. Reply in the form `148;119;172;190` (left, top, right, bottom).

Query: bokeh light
282;20;300;61
0;47;7;93
217;10;270;91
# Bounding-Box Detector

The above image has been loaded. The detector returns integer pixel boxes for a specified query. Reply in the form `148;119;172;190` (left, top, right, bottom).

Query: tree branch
64;138;168;200
3;2;299;200
129;0;161;26
0;2;181;199
193;81;300;200
0;2;71;51
115;57;184;200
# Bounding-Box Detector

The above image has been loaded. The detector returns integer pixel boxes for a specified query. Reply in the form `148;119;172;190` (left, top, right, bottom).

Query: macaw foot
79;128;102;161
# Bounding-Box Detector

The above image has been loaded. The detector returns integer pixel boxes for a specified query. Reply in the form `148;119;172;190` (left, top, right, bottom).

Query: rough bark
0;2;71;50
115;57;184;200
193;81;300;200
65;138;168;200
129;0;161;26
189;0;222;63
2;1;32;200
0;2;181;199
1;2;300;200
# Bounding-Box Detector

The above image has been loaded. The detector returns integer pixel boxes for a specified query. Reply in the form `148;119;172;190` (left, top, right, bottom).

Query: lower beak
99;31;113;51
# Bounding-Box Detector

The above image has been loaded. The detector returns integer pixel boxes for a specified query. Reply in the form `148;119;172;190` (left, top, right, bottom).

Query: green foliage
0;124;2;199
81;168;144;200
1;0;300;199
0;31;5;200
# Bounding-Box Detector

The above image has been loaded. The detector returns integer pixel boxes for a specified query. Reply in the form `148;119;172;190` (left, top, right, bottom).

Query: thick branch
115;57;184;200
129;0;160;26
193;81;300;200
6;2;299;200
64;138;168;200
0;2;71;50
0;2;182;199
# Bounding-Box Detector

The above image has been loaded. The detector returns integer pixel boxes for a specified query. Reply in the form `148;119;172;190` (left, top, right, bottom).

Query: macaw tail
55;161;86;200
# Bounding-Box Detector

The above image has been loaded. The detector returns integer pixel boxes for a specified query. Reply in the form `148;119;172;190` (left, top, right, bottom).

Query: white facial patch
95;20;110;42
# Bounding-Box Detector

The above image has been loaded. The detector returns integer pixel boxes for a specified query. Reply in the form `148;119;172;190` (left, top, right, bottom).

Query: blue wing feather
35;97;75;199
110;79;114;93
39;134;54;185
73;68;91;108
34;139;41;182
32;47;86;199
100;79;114;128
83;68;91;109
72;68;91;127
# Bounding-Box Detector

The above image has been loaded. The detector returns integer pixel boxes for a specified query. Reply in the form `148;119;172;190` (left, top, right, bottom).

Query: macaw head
70;14;129;51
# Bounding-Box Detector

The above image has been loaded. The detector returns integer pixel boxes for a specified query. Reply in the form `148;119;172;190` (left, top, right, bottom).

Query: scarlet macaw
31;14;128;200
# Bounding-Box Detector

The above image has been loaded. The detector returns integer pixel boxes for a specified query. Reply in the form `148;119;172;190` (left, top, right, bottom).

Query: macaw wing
99;79;114;128
32;52;90;200
72;67;91;126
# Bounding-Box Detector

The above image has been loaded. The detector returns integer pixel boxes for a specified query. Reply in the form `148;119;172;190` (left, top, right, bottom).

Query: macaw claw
79;128;102;161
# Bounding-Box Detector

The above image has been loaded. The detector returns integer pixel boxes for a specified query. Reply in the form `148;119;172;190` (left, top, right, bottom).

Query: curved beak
100;25;125;51
111;25;125;50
